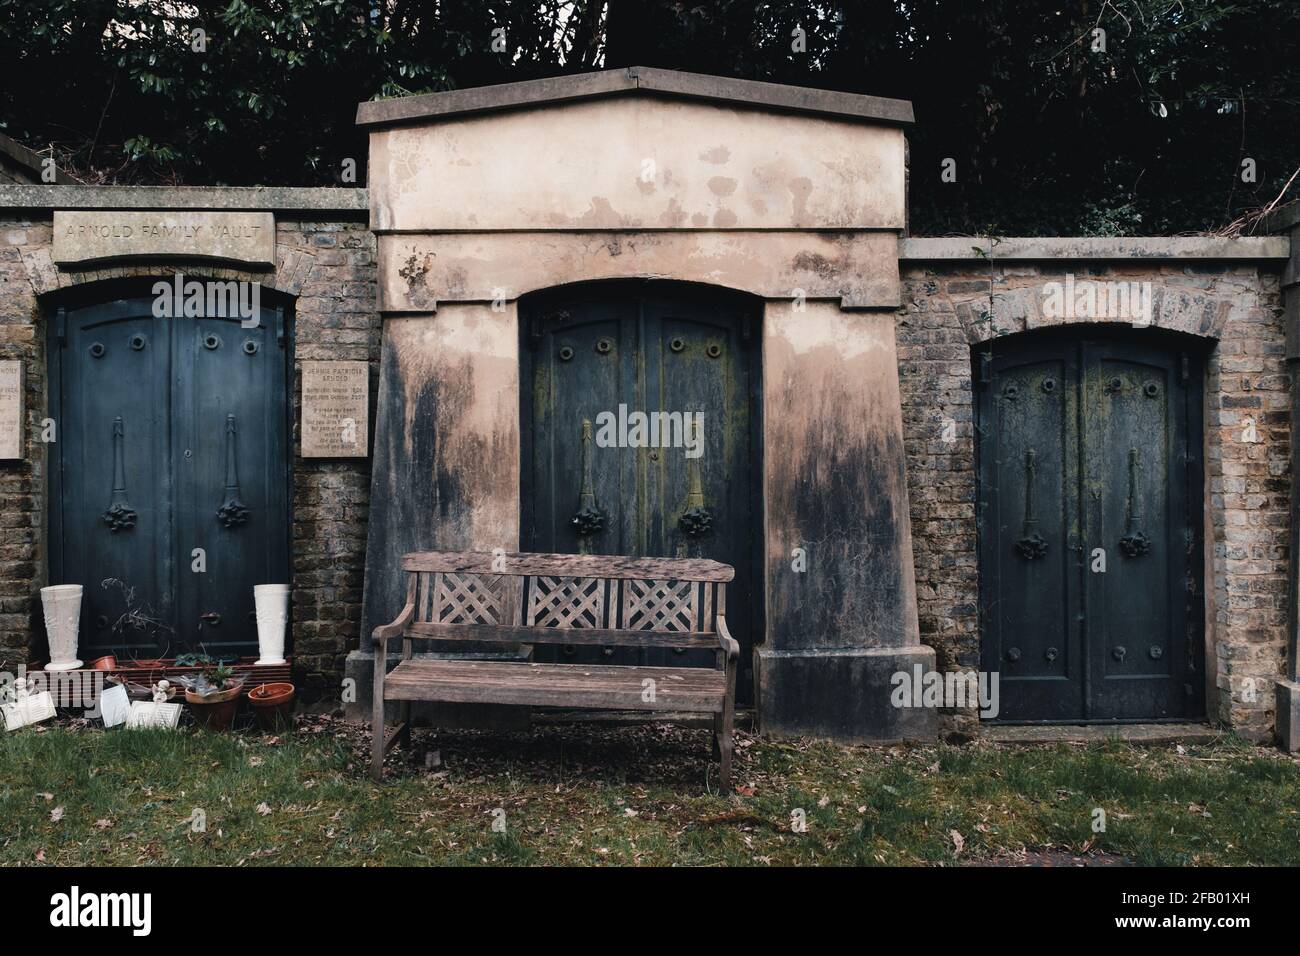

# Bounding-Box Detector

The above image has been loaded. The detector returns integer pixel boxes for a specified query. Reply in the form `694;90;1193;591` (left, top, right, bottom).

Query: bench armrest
372;602;415;649
716;615;740;660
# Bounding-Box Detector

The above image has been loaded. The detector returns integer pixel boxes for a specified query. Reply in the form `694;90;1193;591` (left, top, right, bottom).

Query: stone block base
755;645;938;742
1275;679;1300;751
343;649;531;730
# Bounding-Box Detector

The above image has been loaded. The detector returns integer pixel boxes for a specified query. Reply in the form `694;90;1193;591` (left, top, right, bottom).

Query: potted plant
181;663;245;731
247;681;295;732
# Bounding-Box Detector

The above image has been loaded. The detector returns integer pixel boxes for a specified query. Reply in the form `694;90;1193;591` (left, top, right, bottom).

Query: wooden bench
371;550;739;786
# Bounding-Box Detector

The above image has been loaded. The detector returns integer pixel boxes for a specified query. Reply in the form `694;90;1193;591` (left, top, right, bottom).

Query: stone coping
356;66;914;128
901;236;1289;262
0;133;83;185
0;185;368;214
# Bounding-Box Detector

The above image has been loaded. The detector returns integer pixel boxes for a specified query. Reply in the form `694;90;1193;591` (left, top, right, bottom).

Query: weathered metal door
977;330;1204;722
49;292;290;659
522;282;761;701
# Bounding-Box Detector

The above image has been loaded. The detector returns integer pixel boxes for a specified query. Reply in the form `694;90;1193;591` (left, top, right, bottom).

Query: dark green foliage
0;1;1295;234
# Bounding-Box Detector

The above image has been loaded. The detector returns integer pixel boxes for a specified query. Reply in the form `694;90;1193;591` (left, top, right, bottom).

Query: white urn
41;584;84;671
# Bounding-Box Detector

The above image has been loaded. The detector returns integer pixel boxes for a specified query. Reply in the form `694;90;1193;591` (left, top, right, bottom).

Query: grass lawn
2;716;1299;866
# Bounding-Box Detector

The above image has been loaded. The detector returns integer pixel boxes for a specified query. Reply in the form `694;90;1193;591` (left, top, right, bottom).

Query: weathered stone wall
0;200;377;704
897;256;1287;739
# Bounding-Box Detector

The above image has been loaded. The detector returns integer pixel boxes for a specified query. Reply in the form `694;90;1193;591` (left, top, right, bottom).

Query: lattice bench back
398;551;734;649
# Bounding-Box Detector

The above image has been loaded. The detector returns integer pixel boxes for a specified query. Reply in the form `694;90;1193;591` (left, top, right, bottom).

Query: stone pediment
360;67;911;233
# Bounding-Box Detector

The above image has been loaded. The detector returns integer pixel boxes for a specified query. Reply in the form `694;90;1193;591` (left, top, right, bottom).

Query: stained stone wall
896;242;1288;739
0;188;375;704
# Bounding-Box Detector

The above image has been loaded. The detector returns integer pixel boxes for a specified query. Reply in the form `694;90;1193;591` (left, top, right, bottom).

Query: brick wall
897;260;1288;739
0;218;50;674
0;209;378;705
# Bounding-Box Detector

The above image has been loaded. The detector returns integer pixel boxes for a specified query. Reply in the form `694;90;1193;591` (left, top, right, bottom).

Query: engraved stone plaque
0;360;23;460
301;361;368;458
53;211;275;267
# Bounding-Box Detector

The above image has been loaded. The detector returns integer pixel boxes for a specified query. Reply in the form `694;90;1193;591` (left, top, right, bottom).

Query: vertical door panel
978;345;1083;720
647;301;753;674
1083;344;1195;719
180;309;288;657
56;301;170;657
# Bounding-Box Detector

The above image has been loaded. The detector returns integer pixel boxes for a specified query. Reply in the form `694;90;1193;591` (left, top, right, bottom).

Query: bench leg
719;653;737;790
371;648;386;782
712;714;722;760
719;702;734;790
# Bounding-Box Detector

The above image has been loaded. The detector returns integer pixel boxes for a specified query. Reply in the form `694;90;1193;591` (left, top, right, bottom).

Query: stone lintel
377;231;901;312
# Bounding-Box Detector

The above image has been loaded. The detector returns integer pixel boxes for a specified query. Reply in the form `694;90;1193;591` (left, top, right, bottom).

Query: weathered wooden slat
387;659;724;687
406;621;719;648
401;550;735;582
383;660;725;711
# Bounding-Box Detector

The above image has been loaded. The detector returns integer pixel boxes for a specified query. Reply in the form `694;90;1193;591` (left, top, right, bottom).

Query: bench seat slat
407;621;719;648
402;550;734;582
383;660;726;712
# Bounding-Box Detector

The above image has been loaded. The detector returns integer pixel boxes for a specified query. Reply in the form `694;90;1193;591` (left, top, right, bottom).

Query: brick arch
22;253;311;300
953;278;1229;346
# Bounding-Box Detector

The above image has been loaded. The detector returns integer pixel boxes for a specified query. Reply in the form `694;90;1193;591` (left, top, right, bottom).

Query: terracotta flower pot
248;682;295;732
89;655;118;671
185;682;244;731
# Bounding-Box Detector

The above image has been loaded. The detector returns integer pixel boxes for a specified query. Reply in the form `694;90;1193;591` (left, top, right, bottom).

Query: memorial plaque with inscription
301;361;369;458
52;211;275;267
0;361;23;460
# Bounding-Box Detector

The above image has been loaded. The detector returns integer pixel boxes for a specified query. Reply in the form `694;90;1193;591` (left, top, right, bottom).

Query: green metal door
48;291;291;660
977;329;1205;722
521;282;761;701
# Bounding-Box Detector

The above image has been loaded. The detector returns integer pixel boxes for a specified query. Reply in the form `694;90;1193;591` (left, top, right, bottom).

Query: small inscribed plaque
0;361;23;460
301;361;368;458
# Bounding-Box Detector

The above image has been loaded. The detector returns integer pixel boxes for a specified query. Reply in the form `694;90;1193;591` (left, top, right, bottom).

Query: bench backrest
398;550;733;649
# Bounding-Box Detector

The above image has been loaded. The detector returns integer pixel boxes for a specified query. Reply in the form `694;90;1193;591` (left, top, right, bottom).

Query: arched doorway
975;327;1207;722
519;280;763;702
46;282;293;661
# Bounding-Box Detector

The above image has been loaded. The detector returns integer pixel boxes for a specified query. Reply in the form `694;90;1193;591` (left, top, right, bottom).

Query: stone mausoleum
0;68;1297;744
